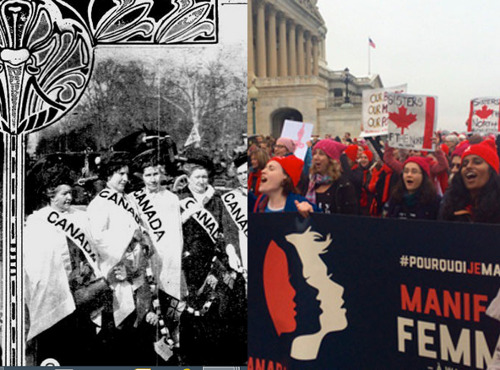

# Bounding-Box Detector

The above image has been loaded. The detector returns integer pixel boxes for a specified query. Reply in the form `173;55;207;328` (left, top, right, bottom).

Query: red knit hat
344;145;358;162
313;139;347;160
403;156;432;177
440;143;449;156
362;150;373;162
451;140;469;158
270;155;304;187
461;139;500;174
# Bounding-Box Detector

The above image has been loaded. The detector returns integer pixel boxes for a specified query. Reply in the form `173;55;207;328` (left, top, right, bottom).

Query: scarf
306;174;333;204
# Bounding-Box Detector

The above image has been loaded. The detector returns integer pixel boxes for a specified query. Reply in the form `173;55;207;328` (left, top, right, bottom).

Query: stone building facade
248;0;383;139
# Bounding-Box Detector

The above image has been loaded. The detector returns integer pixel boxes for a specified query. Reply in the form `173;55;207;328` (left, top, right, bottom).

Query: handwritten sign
467;97;500;133
281;120;313;160
361;84;407;137
387;93;437;151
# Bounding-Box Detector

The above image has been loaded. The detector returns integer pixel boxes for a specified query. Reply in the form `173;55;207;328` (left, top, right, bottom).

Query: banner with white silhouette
387;93;437;151
360;84;407;138
467;97;500;133
280;120;314;161
249;213;500;369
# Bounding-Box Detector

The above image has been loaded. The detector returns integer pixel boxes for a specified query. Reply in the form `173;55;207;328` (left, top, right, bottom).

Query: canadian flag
387;93;437;151
467;97;500;133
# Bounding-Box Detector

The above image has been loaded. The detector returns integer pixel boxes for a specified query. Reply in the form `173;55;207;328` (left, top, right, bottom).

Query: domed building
248;0;383;138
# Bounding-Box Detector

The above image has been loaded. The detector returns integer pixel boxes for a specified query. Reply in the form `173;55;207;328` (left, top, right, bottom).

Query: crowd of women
24;148;247;366
248;131;500;224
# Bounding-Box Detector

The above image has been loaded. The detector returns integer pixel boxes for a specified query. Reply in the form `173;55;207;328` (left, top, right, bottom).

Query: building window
333;88;343;97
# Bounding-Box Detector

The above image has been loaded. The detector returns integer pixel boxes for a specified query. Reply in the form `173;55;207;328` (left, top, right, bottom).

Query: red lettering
401;284;422;312
443;290;461;319
424;288;442;317
248;357;253;370
473;294;488;322
256;358;266;370
463;293;470;321
474;262;481;275
267;361;274;370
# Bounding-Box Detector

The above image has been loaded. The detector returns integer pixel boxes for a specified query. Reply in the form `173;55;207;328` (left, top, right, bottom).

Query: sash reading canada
180;197;220;243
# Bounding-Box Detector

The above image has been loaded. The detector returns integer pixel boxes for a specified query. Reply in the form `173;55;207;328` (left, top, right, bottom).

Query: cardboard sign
467;97;500;133
361;84;407;137
281;120;314;160
387;93;437;151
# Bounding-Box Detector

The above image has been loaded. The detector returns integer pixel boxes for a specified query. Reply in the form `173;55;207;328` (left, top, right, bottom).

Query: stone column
256;0;267;77
248;0;255;82
278;13;288;77
312;36;319;75
305;32;312;75
297;26;305;76
288;20;297;76
266;6;277;77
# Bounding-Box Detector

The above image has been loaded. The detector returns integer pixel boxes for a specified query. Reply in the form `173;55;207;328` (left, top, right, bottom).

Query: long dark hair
440;166;500;223
390;170;436;205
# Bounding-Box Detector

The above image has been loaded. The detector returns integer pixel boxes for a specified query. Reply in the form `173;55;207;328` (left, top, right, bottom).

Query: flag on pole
184;125;201;147
369;38;376;49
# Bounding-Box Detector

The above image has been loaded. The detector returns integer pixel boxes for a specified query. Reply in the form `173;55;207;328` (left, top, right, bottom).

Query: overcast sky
318;0;500;132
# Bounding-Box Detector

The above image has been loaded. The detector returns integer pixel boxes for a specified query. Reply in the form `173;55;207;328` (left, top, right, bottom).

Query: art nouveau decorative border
0;0;220;365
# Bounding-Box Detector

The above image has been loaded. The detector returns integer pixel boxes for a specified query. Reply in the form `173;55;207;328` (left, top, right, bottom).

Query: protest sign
249;213;500;370
361;84;407;138
281;120;314;160
387;93;437;151
467;97;500;134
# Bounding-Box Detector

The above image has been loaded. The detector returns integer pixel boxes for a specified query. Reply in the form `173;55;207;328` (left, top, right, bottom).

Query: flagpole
368;37;371;75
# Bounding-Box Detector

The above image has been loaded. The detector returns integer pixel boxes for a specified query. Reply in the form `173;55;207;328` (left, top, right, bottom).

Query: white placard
280;120;314;160
361;84;407;137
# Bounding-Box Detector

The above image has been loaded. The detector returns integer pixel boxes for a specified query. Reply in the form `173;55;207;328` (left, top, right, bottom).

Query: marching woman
87;152;153;364
129;154;184;363
302;139;358;215
219;153;248;364
24;163;112;365
383;156;441;220
355;149;375;216
248;147;269;196
439;139;500;223
253;154;320;216
177;150;242;365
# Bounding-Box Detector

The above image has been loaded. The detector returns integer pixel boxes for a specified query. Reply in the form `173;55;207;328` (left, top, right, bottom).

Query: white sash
46;210;102;277
131;188;167;243
221;189;248;237
180;197;220;244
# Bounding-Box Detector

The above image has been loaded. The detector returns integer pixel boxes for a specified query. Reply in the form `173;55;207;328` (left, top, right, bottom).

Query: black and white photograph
0;0;247;366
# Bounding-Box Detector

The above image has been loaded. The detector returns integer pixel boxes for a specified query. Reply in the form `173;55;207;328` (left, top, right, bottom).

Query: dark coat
384;192;441;220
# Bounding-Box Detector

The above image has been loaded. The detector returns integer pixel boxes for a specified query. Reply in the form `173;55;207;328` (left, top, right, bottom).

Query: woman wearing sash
86;152;153;364
177;150;231;365
24;163;111;365
219;153;248;364
129;155;184;363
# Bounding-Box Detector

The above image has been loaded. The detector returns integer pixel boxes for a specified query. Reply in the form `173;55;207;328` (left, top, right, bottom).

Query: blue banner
248;214;500;370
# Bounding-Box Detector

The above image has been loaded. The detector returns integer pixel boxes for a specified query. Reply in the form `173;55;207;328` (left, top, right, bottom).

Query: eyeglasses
403;168;422;175
273;144;286;150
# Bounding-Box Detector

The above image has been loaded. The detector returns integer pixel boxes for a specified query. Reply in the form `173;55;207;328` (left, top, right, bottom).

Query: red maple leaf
388;106;417;134
475;105;493;120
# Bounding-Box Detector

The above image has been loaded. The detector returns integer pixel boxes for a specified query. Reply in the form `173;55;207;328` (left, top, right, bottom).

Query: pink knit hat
313;139;347;160
276;137;296;154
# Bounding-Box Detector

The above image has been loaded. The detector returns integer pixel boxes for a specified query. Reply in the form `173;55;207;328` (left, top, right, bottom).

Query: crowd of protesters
248;131;500;224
